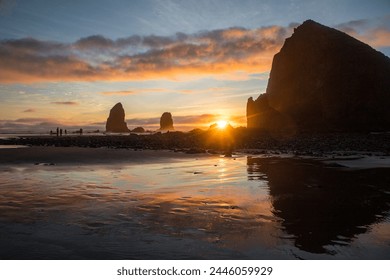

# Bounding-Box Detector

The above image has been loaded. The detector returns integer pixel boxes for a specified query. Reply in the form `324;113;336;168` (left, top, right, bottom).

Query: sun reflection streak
217;158;228;181
1;153;389;259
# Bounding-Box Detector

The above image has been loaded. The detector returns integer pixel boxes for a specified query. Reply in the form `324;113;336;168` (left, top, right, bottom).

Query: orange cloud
100;90;137;96
22;108;35;113
51;101;79;105
3;20;387;84
100;88;168;95
100;86;236;96
0;26;292;83
357;28;390;48
336;17;390;48
176;87;235;95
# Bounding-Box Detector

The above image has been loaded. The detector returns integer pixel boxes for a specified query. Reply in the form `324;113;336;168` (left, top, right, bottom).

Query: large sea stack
159;112;174;130
247;20;390;133
106;102;130;133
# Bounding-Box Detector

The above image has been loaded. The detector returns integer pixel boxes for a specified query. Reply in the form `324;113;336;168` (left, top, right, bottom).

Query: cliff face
247;20;390;132
106;102;130;133
247;95;295;132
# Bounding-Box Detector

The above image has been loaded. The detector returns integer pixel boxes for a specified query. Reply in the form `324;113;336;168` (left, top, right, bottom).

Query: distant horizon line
0;122;246;135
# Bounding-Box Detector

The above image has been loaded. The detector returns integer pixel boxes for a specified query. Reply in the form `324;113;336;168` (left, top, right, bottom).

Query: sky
0;0;390;132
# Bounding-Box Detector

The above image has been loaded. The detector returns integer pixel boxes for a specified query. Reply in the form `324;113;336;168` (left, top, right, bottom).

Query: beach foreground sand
1;146;389;259
0;146;211;166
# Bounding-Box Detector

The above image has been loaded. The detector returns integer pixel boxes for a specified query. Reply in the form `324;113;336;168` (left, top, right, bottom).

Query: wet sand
0;146;389;259
0;146;212;166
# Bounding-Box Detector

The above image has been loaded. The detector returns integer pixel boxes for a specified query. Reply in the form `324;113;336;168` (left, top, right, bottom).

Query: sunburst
216;120;228;129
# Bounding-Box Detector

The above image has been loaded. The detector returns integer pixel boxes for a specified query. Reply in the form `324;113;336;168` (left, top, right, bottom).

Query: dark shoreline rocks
1;130;390;156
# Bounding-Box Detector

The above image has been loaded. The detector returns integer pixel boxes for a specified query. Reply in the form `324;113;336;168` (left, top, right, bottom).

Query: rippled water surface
0;155;389;259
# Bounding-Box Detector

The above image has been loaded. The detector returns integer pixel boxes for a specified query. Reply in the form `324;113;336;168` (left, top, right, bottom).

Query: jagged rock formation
247;95;295;132
159;112;174;130
247;19;390;132
105;103;130;133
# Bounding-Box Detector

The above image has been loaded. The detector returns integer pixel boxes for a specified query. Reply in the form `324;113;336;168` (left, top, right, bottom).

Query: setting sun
216;120;228;129
1;0;390;267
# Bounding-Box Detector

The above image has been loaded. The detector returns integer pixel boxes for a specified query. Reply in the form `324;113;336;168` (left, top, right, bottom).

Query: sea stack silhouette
247;19;390;133
159;112;174;130
106;102;130;133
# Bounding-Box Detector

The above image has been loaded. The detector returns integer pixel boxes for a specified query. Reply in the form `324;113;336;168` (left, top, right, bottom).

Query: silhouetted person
56;127;59;137
80;128;83;135
64;129;67;135
60;129;63;136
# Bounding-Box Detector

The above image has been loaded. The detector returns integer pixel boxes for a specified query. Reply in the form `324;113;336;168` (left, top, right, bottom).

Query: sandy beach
0;145;389;259
0;146;212;166
1;144;390;168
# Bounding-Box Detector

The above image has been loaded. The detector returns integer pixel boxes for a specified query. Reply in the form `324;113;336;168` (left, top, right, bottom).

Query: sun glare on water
216;120;228;129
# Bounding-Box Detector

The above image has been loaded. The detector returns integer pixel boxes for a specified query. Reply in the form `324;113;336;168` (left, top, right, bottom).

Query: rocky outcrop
247;95;295;133
132;127;145;133
247;19;390;132
159;112;174;130
106;103;130;133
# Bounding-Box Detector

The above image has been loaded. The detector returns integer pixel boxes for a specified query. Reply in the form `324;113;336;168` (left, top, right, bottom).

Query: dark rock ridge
132;127;145;133
106;103;130;133
247;19;390;132
160;112;174;130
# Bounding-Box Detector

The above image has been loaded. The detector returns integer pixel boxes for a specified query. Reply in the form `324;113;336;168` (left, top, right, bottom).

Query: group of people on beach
50;127;83;136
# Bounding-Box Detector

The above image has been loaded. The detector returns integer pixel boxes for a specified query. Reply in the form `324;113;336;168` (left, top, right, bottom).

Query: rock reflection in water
1;155;390;259
247;157;390;254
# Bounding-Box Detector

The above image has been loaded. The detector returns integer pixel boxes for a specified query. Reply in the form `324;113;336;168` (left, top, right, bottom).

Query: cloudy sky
1;0;389;132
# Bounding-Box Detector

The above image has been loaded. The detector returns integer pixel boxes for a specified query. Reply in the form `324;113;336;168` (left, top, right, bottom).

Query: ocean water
0;155;389;259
